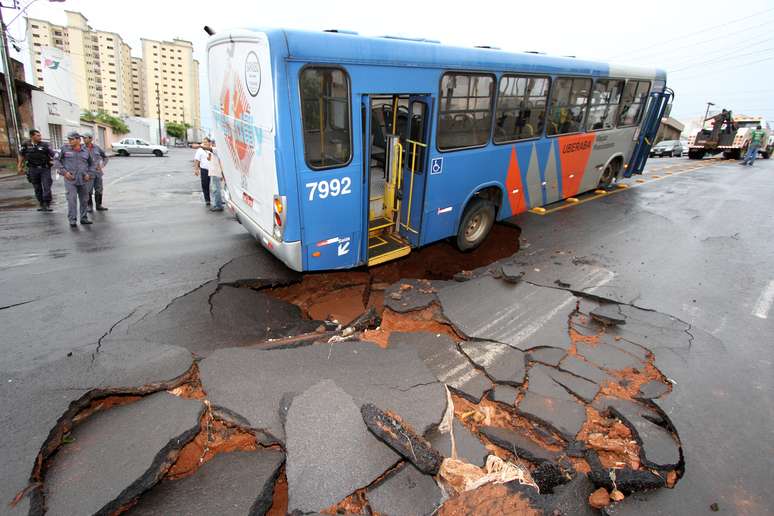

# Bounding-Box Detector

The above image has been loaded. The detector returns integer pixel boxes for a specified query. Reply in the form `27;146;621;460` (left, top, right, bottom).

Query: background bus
207;28;670;272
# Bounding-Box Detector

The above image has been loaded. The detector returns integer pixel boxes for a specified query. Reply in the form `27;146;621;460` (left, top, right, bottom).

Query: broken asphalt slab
0;341;194;513
129;449;284;516
367;462;443;516
104;281;320;357
436;275;576;350
41;392;203;516
199;340;446;443
478;425;560;465
429;419;489;467
459;340;526;386
595;396;681;470
516;365;588;441
383;279;446;313
558;355;616;386
388;332;491;402
285;380;400;513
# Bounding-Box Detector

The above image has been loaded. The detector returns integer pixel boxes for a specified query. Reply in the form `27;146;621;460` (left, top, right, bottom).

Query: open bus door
625;87;674;176
397;95;433;247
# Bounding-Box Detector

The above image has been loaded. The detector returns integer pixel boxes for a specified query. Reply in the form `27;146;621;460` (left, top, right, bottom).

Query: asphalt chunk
478;425;559;464
42;392;203;516
129;450;284;516
459;340;527;386
559;355;616;386
576;342;645;370
489;383;519;405
389;332;491;402
517;366;587;440
429;419;489;467
285;380;399;513
637;380;670;400
527;346;567;366
361;403;443;475
367;462;442;516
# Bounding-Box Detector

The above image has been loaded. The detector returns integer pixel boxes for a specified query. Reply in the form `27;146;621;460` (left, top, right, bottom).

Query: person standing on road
193;138;212;206
741;125;766;166
207;141;225;212
83;132;109;211
53;132;94;227
18;129;55;212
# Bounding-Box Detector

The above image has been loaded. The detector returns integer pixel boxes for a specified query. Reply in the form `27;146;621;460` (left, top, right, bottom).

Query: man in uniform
53;132;94;227
83;132;109;211
17;129;55;212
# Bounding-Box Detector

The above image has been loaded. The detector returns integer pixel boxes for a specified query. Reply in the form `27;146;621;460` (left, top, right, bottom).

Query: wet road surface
0;150;771;515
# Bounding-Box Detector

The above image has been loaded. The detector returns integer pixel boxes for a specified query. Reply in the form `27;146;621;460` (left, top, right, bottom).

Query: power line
609;6;774;60
672;54;774;80
670;46;774;73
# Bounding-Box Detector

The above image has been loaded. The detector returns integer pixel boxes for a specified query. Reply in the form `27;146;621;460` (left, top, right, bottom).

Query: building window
546;77;591;136
300;67;352;169
618;80;651;127
437;72;495;151
493;75;549;143
586;79;624;131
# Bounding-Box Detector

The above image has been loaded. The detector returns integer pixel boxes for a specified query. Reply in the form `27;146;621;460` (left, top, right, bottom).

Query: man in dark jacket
18;129;55;212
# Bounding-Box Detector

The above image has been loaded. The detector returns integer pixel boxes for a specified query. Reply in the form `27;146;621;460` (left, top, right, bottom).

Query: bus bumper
228;199;303;272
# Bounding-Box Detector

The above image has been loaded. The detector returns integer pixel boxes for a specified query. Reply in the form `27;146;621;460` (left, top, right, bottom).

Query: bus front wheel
456;198;495;252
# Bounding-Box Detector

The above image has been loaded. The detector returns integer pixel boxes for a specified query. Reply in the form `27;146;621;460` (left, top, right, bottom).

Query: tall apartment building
27;11;134;117
26;10;201;130
130;57;146;117
140;38;201;129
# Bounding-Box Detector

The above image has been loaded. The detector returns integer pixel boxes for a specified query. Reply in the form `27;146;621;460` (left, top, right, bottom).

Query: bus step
368;233;411;266
368;216;394;233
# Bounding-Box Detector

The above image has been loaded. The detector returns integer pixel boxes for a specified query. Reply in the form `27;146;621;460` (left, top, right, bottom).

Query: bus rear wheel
598;162;617;189
456;198;495;252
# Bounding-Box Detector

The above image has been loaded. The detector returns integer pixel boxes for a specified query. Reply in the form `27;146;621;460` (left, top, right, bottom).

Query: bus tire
456;198;495;252
598;162;617;189
688;150;704;160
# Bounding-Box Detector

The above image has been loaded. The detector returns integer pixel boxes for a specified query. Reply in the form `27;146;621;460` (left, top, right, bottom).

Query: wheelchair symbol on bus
431;157;443;175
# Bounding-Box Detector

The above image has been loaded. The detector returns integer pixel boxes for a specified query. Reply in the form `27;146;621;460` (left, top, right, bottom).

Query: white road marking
752;280;774;319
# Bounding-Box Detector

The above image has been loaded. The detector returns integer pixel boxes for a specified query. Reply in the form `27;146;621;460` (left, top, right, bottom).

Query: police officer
53;131;94;227
17;129;55;212
83;132;109;211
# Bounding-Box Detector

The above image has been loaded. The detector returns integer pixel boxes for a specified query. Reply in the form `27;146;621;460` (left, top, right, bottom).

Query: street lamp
0;0;65;155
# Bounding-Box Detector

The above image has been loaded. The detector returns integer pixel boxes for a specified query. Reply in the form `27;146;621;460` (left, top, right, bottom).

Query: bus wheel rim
465;213;487;241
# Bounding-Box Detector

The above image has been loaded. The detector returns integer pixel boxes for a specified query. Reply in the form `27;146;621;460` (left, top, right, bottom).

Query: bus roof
241;28;666;82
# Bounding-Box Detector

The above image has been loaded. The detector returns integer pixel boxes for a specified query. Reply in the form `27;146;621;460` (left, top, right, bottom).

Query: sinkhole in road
266;222;521;326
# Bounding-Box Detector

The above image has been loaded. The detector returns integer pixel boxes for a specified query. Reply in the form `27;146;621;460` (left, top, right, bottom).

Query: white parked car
113;138;168;157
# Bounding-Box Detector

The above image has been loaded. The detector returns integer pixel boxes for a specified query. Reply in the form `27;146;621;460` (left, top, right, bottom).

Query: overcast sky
7;0;774;130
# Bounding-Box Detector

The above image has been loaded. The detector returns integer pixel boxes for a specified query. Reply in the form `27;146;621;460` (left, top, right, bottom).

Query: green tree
80;110;130;135
166;121;191;140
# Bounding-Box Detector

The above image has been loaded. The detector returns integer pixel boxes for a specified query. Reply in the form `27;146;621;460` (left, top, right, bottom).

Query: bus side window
437;73;494;151
586;79;623;131
493;75;549;143
618;80;651;127
300;67;352;169
546;77;591;136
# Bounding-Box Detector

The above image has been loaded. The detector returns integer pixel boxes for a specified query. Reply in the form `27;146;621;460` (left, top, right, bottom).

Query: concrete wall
31;90;81;147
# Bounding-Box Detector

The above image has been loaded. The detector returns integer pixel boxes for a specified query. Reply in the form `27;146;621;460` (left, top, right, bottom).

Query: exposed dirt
321;489;369;515
363;304;461;348
437;482;541;516
166;364;207;400
166;411;261;479
576;407;641;470
266;467;288;516
264;223;521;326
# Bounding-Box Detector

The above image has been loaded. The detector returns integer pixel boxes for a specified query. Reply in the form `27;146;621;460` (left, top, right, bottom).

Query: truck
687;113;772;160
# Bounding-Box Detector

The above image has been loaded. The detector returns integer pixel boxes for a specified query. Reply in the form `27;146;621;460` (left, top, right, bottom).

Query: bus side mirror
664;103;673;118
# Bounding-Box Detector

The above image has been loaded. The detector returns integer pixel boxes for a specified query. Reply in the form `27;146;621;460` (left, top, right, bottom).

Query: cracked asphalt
0;151;772;515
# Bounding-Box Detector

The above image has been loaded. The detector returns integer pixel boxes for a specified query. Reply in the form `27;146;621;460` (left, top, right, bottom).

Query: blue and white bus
207;28;671;271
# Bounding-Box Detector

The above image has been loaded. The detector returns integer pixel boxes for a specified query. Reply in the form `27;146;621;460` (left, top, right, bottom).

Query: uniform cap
66;131;81;139
82;131;93;138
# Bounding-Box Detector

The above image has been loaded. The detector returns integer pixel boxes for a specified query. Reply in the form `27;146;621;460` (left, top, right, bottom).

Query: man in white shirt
207;142;225;212
193;138;212;206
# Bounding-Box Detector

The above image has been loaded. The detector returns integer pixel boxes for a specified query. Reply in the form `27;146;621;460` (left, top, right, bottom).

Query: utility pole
0;4;22;157
155;82;162;145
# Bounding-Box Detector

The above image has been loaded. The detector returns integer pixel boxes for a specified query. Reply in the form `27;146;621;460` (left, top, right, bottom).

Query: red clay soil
576;407;641;470
166;415;259;479
166;364;207;400
321;489;369;515
266;468;288;516
363;305;461;348
437;482;541;516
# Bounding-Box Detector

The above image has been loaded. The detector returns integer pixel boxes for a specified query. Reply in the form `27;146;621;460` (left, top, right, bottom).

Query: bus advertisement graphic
214;72;261;181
